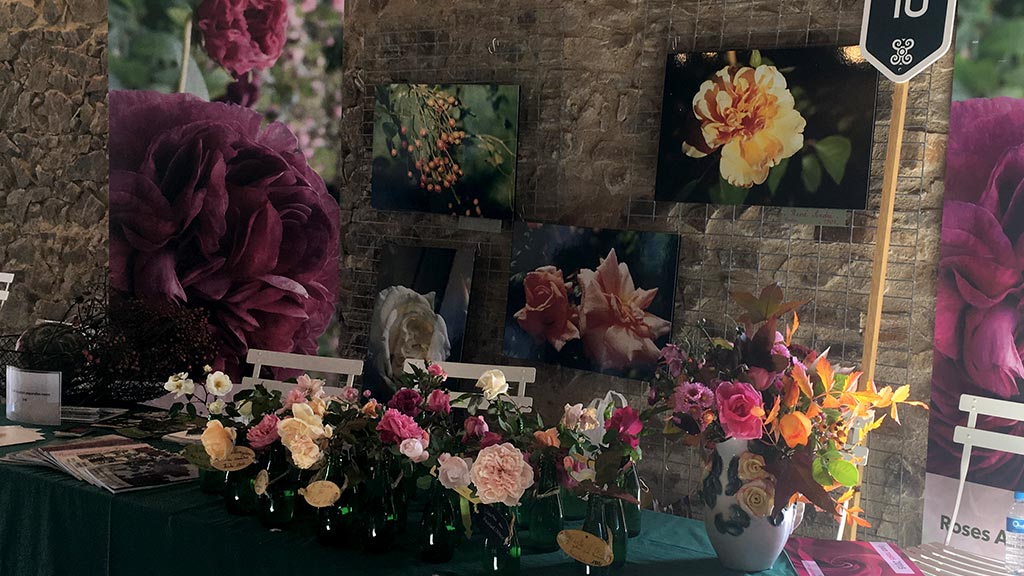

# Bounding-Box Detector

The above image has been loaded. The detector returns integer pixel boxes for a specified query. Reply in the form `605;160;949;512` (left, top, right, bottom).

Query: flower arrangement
646;284;927;526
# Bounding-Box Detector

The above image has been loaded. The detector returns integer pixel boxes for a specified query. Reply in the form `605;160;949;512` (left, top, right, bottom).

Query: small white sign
869;542;917;574
5;366;61;426
778;207;851;228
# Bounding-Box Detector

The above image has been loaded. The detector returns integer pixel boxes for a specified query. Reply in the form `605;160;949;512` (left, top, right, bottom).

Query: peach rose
778;412;812;448
533;427;560;448
578;249;671;371
684;65;806;188
201;419;236;461
737;478;775;517
288;434;322;469
514;266;581;351
470;443;535;507
361;399;381;418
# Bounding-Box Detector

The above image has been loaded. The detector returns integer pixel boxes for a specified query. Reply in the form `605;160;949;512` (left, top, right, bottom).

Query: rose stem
177;13;194;93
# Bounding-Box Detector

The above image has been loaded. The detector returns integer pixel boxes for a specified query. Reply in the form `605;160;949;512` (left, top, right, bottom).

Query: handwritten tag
301;480;342;508
253;469;269;496
210;446;256;472
557;529;614;567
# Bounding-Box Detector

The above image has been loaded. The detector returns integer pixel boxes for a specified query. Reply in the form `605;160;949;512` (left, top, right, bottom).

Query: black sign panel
860;0;957;83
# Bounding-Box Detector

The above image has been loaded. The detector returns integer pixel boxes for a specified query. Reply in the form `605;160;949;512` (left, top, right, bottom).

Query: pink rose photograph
503;222;679;380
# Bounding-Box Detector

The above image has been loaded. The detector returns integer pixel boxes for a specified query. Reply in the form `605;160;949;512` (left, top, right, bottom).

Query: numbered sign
859;0;957;83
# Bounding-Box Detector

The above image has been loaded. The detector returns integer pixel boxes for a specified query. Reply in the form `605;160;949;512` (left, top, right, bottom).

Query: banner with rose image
363;246;476;399
655;47;876;209
922;0;1024;558
503;222;679;380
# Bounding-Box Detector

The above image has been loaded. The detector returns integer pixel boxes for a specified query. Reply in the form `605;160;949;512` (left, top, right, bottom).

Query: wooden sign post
848;0;958;541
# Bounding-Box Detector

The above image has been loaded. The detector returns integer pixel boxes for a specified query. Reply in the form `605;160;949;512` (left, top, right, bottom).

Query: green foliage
827;458;860;487
709;177;749;204
767;158;789;194
954;0;1024;99
801;154;822;193
814;136;852;185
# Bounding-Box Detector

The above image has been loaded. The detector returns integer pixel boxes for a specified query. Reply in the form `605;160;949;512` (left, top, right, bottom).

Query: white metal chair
0;272;13;313
242;349;364;397
946;394;1024;546
403;359;536;411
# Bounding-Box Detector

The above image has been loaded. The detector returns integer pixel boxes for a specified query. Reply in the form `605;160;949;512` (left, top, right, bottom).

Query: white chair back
403;359;536;411
242;349;364;397
945;394;1024;546
0;272;13;312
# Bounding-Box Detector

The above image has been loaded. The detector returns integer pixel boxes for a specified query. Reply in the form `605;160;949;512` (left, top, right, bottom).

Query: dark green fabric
0;419;797;576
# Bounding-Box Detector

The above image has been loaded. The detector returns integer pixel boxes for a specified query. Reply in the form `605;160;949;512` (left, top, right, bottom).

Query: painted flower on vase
367;286;451;389
514;266;580;351
470;443;535;507
737;451;769;482
683;65;806;188
196;0;288;76
736;478;776;517
108;91;339;380
578;249;672;372
715;381;765;440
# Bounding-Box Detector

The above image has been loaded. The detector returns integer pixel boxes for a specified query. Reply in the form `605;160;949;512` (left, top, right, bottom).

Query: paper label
557;529;614;567
210;446;256;472
801;560;826;576
869;542;916;574
301;480;342;508
253;469;269;496
777;207;850;228
5;367;61;426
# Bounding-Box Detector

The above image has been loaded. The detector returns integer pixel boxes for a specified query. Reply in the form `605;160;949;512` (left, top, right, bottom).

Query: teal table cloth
0;420;797;576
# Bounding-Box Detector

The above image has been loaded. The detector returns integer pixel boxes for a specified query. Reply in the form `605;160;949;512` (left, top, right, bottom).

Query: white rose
476;369;508;401
437;453;472;490
560;403;584;429
400;438;429;464
179;378;195;397
205;371;233;397
237;400;252;418
208;399;226;415
368;286;451;391
164;375;184;397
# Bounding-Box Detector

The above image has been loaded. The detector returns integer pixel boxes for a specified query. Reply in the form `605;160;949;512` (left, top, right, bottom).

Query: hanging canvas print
364;245;476;399
655;47;877;209
371;83;520;219
503;223;679;380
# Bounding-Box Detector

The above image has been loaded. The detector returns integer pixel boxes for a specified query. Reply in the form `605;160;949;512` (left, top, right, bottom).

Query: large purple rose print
108;90;339;379
927;97;1024;491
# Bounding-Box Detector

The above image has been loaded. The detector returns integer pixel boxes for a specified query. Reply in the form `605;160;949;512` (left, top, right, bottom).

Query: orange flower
533;427;561;448
778;412;812;448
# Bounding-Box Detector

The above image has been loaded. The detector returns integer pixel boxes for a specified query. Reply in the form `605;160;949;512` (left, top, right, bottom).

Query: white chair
0;272;13;313
403;359;536;411
242;349;364;397
946;394;1024;546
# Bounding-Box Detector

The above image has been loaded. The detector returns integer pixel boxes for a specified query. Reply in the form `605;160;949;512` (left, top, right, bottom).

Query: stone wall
0;0;109;332
338;0;950;546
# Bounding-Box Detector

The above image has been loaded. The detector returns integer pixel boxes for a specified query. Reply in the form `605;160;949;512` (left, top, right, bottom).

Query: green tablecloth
0;420;797;576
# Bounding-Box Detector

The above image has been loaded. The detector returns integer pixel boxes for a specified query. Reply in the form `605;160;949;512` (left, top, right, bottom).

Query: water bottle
1008;491;1024;575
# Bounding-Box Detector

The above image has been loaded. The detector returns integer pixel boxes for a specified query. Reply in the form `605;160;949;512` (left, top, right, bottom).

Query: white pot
702;438;804;573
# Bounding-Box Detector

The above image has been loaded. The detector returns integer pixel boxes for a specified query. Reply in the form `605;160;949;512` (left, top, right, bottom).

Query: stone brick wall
0;0;109;333
338;0;950;546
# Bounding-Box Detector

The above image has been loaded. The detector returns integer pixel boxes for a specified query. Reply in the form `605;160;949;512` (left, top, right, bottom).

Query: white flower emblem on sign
890;38;915;66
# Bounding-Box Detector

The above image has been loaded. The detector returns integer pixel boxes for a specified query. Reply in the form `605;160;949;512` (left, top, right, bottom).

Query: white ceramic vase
702;438;804;573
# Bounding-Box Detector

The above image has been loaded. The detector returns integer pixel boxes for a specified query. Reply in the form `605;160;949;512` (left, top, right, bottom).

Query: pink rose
715;381;765;440
479;432;503;449
659;344;686;377
387;388;423;418
437;453;472;489
578;249;671;371
246;413;281;450
400;438;429;464
463;415;489;442
604;406;643;449
296;374;324;397
376;408;424;445
427;364;448;381
196;0;288;76
338;386;361;405
282;387;306;410
470;443;535;507
426;389;451;415
746;367;781;392
514;266;581;352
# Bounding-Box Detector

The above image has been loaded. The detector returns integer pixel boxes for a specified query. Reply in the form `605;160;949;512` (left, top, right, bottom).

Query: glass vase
525;455;563;553
619;464;642;538
482;505;521;575
362;454;399;554
316;452;360;547
256;443;297;529
418;479;459;563
199;468;228;494
224;463;259;516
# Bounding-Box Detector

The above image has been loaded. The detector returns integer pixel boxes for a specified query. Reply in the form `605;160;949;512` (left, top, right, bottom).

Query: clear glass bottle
418;478;459;563
525;455;563;553
1007;491;1024;575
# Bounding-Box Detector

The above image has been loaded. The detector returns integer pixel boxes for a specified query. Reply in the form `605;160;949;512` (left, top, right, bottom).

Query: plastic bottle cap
1016;491;1024;501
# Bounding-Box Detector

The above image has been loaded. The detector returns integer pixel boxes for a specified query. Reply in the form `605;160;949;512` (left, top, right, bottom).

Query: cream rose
201;419;236;461
737;451;769;482
737;478;775;517
277;417;307;446
476;369;508;401
291;403;325;438
437;453;472;490
470;443;534;506
288;434;322;469
207;399;226;415
560;403;584;429
205;371;233;397
368;286;451;390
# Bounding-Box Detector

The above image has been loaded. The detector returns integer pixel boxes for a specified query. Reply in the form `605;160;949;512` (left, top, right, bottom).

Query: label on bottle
253;470;269;496
557;529;614;567
301;480;342;508
210;446;256;472
1008;517;1024;534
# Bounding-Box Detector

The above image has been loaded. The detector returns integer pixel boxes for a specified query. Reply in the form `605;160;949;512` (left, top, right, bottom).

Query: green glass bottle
619;465;642;538
578;496;610;576
482;505;521;575
418;479;459;563
256;443;297;528
199;468;228;494
578;496;628;574
224;464;259;515
525;456;563;553
561;486;587;521
362;455;399;554
603;497;628;568
316;452;360;547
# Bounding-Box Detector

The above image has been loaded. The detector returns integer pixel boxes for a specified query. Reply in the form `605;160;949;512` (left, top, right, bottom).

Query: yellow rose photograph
655;47;877;209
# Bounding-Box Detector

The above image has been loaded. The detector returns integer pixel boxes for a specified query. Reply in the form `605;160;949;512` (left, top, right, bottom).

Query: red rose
197;0;287;76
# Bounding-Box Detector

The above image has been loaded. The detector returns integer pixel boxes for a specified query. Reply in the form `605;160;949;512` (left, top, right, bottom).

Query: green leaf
181;444;211;469
814;136;852;184
827;458;860;487
767;157;789;194
979;19;1024;58
812;456;834;487
801;154;822;193
750;49;762;68
186;403;197;419
709;177;749;205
